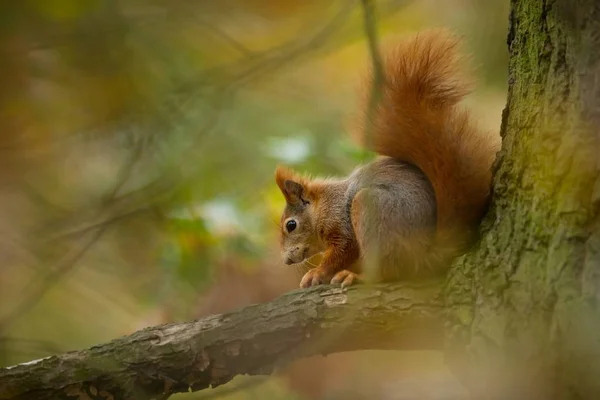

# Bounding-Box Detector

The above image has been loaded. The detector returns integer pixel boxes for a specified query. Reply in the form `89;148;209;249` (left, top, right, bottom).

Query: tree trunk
444;0;600;398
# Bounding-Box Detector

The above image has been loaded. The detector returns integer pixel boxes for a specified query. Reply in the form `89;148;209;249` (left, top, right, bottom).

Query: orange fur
355;29;498;258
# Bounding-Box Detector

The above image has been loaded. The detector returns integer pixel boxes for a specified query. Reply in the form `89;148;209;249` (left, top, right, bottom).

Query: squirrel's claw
301;269;361;288
331;270;360;288
300;268;326;288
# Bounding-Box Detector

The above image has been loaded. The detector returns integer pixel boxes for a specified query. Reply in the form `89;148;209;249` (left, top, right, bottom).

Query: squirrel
274;29;499;288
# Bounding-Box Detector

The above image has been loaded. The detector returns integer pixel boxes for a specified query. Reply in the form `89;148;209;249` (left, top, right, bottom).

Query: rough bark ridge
0;282;443;400
445;0;600;398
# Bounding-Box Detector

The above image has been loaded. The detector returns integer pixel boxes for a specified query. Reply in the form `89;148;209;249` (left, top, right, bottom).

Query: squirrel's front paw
300;268;327;288
331;270;360;288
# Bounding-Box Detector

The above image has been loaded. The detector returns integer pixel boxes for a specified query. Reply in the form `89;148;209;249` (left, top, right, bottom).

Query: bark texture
0;282;443;400
445;0;600;399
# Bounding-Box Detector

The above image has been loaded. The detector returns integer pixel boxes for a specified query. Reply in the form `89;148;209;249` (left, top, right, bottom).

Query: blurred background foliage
0;0;508;398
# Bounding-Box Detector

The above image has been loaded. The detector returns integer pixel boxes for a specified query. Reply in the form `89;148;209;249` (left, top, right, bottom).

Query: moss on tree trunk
445;0;600;398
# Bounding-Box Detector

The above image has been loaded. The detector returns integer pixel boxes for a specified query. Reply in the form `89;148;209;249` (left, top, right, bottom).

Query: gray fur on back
345;157;437;279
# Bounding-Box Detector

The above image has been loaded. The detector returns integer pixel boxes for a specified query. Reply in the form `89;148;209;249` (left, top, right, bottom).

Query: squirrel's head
275;166;322;265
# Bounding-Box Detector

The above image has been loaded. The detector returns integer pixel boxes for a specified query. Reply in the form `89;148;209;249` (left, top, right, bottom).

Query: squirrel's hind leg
350;186;436;281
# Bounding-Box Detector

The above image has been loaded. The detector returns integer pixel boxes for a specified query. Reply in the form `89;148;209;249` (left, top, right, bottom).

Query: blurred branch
360;0;386;146
36;0;358;244
0;0;407;155
1;0;357;155
179;0;409;94
0;141;145;334
0;229;105;335
225;0;357;89
168;0;357;105
196;18;255;58
0;281;443;400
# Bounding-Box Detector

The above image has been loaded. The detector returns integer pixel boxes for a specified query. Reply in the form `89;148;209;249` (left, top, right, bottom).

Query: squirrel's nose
285;257;294;265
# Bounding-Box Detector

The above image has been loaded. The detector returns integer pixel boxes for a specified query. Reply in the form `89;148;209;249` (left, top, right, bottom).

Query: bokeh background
0;0;508;398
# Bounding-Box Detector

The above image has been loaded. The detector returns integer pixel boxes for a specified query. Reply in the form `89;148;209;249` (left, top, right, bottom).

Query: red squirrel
275;29;499;288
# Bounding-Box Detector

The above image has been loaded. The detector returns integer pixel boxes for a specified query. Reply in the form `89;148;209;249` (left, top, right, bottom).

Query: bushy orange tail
357;29;499;255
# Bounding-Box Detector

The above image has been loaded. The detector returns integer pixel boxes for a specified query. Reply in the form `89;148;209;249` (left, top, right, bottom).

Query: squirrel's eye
286;220;297;233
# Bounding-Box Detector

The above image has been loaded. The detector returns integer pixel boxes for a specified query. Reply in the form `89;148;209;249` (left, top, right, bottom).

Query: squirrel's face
275;166;322;265
279;207;321;265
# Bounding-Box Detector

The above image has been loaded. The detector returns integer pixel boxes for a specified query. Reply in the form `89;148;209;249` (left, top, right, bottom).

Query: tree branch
0;281;443;400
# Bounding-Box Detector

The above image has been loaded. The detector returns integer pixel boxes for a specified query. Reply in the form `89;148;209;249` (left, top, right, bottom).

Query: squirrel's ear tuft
275;166;306;206
283;180;304;205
